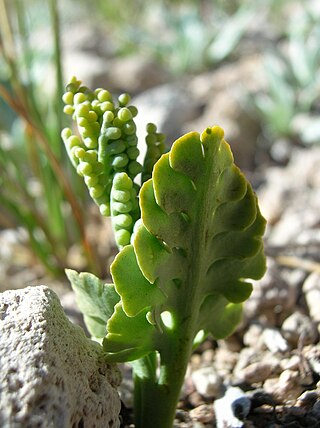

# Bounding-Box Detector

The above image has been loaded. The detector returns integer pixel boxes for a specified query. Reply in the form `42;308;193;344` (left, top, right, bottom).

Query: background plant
0;0;101;277
84;0;256;74
250;3;320;147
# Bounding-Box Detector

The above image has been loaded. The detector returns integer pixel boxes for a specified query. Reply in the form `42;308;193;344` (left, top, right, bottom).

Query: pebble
262;327;289;353
303;272;320;326
214;387;251;428
187;391;205;408
269;208;319;246
201;349;215;365
214;347;239;377
312;400;320;417
242;323;265;349
296;390;319;408
191;366;223;398
304;345;320;376
262;378;278;396
264;370;304;403
190;353;202;370
281;311;318;346
189;404;214;424
220;335;243;353
248;389;276;410
280;354;300;371
244;258;297;324
237;361;274;384
236;347;257;368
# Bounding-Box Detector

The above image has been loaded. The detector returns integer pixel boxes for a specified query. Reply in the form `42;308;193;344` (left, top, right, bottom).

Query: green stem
131;352;158;426
132;314;196;428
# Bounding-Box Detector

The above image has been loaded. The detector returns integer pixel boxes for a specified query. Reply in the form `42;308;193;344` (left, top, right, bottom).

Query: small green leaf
103;303;156;362
65;269;120;339
199;293;243;339
110;245;166;317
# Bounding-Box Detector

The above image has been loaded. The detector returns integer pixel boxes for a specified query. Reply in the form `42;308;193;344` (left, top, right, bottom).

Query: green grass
0;0;102;277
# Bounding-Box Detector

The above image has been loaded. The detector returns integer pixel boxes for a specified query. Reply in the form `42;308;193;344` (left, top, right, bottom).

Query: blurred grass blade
207;6;254;63
0;0;102;277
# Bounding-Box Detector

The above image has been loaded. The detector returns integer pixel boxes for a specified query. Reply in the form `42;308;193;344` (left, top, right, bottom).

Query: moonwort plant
61;77;266;428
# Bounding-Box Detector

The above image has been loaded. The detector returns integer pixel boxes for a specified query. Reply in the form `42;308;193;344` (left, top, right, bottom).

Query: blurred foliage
0;0;101;277
85;0;257;74
87;0;320;149
250;3;320;146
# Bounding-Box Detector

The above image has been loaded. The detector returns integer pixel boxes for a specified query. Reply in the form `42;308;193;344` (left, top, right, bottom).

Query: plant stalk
132;313;196;428
49;0;64;144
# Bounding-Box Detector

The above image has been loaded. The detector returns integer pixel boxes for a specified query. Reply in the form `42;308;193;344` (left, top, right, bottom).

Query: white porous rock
0;286;121;428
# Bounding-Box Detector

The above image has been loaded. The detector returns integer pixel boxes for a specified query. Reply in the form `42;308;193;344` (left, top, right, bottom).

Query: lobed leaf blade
104;126;266;361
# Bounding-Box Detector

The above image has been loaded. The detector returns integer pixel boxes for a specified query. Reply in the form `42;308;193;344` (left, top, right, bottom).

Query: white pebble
262;327;289;353
214;387;251;428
